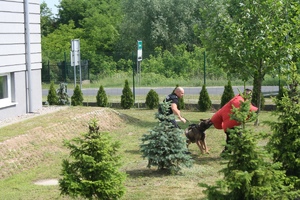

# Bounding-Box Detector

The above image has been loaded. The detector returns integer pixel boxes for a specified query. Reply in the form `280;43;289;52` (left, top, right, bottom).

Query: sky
40;0;59;15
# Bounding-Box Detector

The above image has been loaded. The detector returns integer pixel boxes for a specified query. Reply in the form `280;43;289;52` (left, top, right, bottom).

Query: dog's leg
186;140;191;149
196;140;204;154
200;140;209;154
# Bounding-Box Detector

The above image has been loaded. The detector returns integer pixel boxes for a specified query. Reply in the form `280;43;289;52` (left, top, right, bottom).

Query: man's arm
171;103;186;123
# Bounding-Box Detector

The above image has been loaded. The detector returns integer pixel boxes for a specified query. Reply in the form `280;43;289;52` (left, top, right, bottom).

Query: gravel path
0;106;68;128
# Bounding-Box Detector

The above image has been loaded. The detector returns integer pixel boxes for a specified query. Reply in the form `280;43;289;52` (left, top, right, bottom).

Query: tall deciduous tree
119;0;203;53
199;0;297;114
40;2;55;37
56;0;87;28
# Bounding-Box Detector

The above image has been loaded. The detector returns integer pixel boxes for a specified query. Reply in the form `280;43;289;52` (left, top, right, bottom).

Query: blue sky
40;0;59;14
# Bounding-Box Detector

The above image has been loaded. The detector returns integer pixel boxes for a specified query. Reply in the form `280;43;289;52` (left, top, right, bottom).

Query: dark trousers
224;128;241;152
159;118;180;129
170;119;180;129
224;131;231;151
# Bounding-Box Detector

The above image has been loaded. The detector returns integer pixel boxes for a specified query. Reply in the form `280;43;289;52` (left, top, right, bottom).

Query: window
0;73;14;107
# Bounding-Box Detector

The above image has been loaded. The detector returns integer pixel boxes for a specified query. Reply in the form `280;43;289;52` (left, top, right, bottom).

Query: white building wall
0;0;42;120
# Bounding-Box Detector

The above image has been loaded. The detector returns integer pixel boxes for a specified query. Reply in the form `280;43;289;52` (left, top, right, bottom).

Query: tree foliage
119;0;203;53
199;0;299;113
220;80;235;108
57;82;70;105
40;2;55;37
121;80;134;109
47;81;58;105
140;101;193;174
145;89;159;109
71;85;84;106
198;85;212;112
40;0;300;87
59;119;126;199
96;85;108;107
201;95;299;199
267;63;300;183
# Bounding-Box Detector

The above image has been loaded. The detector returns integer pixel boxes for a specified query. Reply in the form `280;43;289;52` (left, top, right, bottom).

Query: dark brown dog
184;119;213;154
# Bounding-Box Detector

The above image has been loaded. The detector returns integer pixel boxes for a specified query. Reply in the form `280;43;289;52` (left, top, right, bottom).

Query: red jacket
211;95;258;132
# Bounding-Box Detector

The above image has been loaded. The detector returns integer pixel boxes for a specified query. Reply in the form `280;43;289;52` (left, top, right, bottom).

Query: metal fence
42;60;89;83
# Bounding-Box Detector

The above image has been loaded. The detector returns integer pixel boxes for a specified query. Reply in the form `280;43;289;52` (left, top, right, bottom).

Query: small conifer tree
47;81;58;105
145;89;159;109
140;101;193;174
121;79;134;109
198;85;212;112
200;93;298;199
220;80;235;107
59;120;126;199
71;85;83;106
268;64;300;181
96;85;108;107
57;82;70;105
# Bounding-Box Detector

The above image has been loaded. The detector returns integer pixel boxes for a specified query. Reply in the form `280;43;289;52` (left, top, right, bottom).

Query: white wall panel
0;44;25;55
0;23;24;34
0;12;24;23
30;53;41;63
0;34;25;44
30;34;41;43
0;1;23;12
29;13;40;23
30;43;41;53
0;54;26;66
30;4;40;14
0;64;25;73
29;24;41;34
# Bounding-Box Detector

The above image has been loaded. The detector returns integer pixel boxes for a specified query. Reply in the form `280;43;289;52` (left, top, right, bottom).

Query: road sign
137;40;142;61
71;39;80;66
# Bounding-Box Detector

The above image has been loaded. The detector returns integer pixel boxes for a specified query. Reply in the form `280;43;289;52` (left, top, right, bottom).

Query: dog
184;119;213;154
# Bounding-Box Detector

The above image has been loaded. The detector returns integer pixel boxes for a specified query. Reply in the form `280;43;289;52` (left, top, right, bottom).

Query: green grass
0;107;276;200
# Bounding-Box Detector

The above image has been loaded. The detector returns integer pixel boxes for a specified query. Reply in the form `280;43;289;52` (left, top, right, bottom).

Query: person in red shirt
210;89;258;152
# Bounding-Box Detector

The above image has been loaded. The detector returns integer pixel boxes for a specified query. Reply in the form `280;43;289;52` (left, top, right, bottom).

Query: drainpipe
24;0;33;113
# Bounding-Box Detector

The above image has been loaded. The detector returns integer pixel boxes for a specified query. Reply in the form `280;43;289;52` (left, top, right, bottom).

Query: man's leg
170;119;180;129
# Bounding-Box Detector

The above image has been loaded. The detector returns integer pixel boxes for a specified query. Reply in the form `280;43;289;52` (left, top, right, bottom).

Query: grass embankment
0;107;276;199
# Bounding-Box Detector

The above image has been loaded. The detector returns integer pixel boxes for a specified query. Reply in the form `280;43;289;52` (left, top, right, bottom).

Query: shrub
145;89;159;109
47;81;58;105
71;85;83;106
201;96;298;199
96;85;108;107
268;64;300;181
57;82;69;105
198;85;212;112
140;101;193;174
121;79;134;109
220;80;235;107
59;120;126;199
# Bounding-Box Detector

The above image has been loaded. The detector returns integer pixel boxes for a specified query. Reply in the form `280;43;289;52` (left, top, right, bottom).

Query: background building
0;0;42;120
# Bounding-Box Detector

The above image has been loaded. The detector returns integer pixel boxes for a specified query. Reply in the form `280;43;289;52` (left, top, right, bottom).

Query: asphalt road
42;86;279;97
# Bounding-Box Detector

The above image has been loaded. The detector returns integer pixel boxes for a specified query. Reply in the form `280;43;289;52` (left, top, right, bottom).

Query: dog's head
198;119;213;131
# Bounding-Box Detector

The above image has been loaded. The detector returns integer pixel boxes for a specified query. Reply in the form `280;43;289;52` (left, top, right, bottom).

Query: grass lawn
0;106;276;200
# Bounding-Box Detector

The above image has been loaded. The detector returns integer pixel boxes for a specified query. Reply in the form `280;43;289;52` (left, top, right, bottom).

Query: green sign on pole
137;40;142;61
